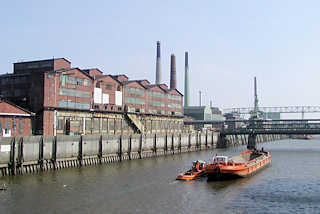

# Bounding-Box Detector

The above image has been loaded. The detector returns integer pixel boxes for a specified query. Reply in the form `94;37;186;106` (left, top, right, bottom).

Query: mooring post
211;132;214;148
165;133;168;154
118;135;122;162
98;135;102;164
78;136;83;167
217;134;227;148
9;137;16;176
188;133;191;150
179;133;182;153
38;136;44;171
52;136;57;170
247;133;257;150
138;134;142;159
171;134;174;154
205;130;208;149
128;135;132;160
17;137;24;174
153;134;157;155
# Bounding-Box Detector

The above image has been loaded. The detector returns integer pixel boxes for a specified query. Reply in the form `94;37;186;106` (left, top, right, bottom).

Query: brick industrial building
0;99;34;137
0;58;183;136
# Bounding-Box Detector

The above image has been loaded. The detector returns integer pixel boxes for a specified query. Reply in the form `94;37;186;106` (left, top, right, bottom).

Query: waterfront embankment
0;132;284;176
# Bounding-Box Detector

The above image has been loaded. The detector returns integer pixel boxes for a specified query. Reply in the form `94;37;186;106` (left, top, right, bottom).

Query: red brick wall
93;75;122;111
146;86;167;114
54;58;71;70
0;116;31;137
0;101;32;136
88;69;102;77
123;81;146;112
114;75;128;82
42;110;54;136
167;89;183;114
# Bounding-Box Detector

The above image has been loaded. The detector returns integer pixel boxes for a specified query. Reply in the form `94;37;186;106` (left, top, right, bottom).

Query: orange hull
206;150;270;180
176;170;206;181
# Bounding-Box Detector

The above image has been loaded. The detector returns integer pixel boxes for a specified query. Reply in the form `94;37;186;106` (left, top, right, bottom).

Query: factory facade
0;58;184;136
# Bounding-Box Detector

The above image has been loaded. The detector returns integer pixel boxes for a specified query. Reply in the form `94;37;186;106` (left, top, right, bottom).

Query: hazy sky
1;0;320;113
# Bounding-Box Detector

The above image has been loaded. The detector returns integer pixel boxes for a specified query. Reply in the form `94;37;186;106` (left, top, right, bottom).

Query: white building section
115;91;122;106
102;93;109;104
94;88;102;104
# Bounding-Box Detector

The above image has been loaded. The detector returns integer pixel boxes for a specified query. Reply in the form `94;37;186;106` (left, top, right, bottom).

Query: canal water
0;138;320;214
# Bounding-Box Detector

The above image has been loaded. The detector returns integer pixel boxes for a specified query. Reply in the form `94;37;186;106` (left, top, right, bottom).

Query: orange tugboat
176;160;207;181
206;149;270;181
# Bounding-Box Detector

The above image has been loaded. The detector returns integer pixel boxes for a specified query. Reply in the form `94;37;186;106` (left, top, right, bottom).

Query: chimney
184;52;190;107
170;54;177;89
155;41;161;84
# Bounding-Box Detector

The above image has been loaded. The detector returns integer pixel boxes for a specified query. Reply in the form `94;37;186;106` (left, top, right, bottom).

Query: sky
1;0;320;116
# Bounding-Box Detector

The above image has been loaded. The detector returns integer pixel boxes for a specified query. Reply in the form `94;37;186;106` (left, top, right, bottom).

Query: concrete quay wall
0;133;284;176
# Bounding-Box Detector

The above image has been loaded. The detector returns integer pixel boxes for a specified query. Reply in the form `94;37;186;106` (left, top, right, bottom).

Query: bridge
223;106;320;119
184;119;320;149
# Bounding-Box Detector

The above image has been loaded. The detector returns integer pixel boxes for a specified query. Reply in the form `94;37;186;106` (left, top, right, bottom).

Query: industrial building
184;106;224;130
0;98;34;137
0;54;184;136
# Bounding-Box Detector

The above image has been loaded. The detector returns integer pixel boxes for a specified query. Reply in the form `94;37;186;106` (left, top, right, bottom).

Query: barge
206;149;270;181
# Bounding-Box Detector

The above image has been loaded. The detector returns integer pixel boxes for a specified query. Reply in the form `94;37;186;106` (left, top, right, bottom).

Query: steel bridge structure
184;119;320;149
223;106;320;115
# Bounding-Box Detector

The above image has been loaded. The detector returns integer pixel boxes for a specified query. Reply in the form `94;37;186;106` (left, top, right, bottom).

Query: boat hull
176;170;206;181
206;151;271;181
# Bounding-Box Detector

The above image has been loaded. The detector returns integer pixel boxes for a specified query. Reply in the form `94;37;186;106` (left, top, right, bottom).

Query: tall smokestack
170;54;177;89
184;52;190;107
155;41;161;84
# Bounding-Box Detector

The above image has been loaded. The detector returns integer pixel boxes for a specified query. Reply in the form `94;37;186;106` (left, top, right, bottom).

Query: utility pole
199;91;202;107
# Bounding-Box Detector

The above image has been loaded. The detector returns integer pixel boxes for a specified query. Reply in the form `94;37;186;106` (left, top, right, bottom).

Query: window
125;87;144;96
108;119;114;131
58;100;90;110
4;121;10;130
57;118;64;130
168;102;181;109
125;97;145;105
115;119;121;131
149;100;164;107
93;118;100;131
85;119;91;131
102;119;107;131
105;84;113;90
122;120;128;130
148;91;164;98
59;88;91;98
84;79;90;86
60;75;91;87
168;94;181;101
12;117;16;133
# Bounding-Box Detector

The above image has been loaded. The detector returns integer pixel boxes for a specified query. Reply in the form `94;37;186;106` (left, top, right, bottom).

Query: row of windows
168;102;181;109
149;100;165;107
0;118;24;134
148;91;164;98
57;117;130;133
58;100;90;109
59;88;91;98
125;97;145;105
148;109;165;114
125;87;145;96
0;76;28;85
60;75;91;87
168;94;182;101
57;117;183;134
